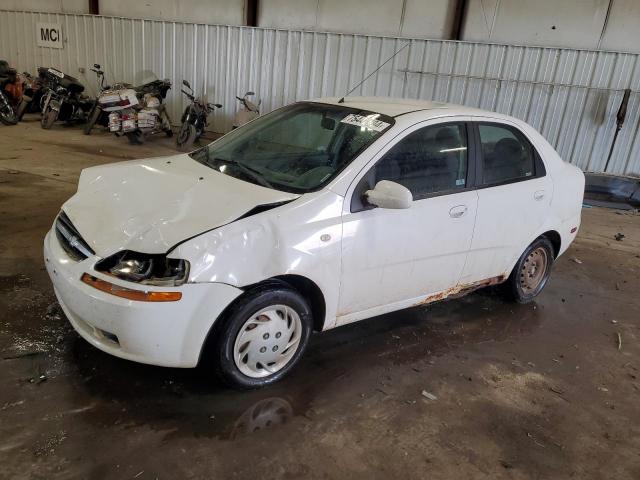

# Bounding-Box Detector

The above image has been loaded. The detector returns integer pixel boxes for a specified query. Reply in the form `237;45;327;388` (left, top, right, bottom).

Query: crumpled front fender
172;190;344;330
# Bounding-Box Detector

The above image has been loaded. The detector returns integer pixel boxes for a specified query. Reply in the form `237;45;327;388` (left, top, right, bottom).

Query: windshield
189;102;394;193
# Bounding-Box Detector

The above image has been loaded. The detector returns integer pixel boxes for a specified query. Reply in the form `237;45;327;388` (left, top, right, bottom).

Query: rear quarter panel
520;122;585;257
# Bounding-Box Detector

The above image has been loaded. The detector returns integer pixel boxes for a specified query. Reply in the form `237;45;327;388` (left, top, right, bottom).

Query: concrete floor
1;117;640;480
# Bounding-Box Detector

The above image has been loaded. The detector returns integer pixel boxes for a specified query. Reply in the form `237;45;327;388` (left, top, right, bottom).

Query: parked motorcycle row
0;59;260;150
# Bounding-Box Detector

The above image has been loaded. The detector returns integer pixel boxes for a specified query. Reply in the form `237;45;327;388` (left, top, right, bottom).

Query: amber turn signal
81;273;182;302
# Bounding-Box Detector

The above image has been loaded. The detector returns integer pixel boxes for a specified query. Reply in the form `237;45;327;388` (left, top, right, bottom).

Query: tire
176;123;197;150
16;99;28;121
209;282;313;389
0;94;18;125
505;236;554;303
126;131;145;145
41;108;57;129
84;106;101;135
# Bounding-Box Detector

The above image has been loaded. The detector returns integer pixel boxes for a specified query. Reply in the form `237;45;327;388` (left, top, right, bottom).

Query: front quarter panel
171;190;344;330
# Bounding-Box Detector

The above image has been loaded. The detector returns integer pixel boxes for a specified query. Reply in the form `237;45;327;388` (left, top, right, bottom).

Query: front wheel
0;93;18;125
84;106;101;135
505;237;554;303
126;131;145;144
41;108;57;129
210;283;313;389
176;123;197;150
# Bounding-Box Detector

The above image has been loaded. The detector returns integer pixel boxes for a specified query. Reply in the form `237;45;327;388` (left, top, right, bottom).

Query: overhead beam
89;0;99;15
451;0;468;40
246;0;258;27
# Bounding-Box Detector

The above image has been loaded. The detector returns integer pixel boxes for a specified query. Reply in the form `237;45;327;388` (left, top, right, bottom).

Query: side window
478;124;536;185
369;123;469;200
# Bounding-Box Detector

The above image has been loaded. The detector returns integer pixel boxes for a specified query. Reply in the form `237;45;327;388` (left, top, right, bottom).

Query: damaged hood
62;154;298;257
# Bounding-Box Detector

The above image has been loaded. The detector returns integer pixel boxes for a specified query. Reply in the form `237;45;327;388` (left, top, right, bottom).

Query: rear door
460;120;552;284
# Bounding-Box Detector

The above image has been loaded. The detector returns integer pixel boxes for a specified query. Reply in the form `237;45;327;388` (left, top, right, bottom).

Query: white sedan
44;97;585;388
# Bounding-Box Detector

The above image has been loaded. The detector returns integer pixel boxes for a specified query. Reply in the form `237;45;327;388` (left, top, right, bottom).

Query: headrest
435;127;460;148
495;137;522;156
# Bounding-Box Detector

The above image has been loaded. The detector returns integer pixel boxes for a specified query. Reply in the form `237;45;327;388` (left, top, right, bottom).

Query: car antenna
338;41;411;104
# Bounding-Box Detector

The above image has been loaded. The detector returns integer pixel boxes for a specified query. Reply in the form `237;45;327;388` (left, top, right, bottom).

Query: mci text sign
36;22;63;49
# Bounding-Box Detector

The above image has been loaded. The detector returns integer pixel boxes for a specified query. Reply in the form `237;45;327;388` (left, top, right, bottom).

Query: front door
337;121;478;323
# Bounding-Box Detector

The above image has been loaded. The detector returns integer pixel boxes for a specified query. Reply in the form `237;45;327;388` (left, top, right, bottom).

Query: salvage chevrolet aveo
44;97;585;388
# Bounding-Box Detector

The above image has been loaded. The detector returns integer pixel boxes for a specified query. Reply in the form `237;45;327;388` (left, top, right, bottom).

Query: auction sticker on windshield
340;113;389;132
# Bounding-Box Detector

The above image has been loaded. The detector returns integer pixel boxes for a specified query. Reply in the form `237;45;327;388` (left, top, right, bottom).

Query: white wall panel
259;0;322;31
100;0;245;26
1;9;639;175
598;0;640;52
259;0;454;39
400;0;455;39
462;0;610;50
0;0;87;14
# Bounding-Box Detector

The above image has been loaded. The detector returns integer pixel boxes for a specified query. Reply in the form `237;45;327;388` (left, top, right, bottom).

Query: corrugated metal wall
1;9;639;175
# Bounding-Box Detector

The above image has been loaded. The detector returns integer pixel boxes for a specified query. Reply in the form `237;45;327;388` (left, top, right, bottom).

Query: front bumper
43;229;242;368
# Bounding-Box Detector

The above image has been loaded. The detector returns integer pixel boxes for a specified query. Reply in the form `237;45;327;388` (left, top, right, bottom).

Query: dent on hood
63;155;299;257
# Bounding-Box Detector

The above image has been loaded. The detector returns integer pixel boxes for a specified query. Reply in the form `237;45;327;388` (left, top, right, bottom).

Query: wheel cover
230;397;293;439
233;305;302;378
520;247;548;294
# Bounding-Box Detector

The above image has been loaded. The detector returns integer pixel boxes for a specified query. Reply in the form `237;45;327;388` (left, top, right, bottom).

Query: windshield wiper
213;157;273;189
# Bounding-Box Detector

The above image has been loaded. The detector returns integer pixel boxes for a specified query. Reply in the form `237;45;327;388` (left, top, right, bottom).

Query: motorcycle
40;67;92;129
103;76;172;144
176;79;222;150
15;71;45;121
84;64;131;135
233;91;260;129
0;60;19;125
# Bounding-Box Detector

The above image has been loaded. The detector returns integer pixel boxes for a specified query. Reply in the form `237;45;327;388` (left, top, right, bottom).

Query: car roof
310;96;490;118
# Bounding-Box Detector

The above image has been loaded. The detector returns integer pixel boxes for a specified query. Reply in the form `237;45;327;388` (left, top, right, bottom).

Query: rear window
478;123;536;185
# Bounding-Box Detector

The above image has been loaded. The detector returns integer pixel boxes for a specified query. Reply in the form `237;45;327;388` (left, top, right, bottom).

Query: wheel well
272;275;326;332
197;275;327;366
239;275;327;332
540;230;561;258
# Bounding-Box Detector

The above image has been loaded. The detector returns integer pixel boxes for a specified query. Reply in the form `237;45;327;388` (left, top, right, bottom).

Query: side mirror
94;63;101;69
182;79;191;89
245;91;255;96
364;180;413;209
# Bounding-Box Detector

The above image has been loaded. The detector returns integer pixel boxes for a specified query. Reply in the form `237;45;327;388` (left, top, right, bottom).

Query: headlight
95;251;189;286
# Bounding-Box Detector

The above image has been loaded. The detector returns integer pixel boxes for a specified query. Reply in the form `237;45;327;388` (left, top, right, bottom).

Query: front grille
55;211;94;261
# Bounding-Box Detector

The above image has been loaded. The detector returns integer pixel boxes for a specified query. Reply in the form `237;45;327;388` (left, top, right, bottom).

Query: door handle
449;205;467;218
534;190;546;201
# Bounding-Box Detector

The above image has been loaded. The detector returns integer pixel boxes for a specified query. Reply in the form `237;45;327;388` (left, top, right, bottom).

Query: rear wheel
210;283;313;389
16;99;29;121
506;237;554;303
41;108;57;129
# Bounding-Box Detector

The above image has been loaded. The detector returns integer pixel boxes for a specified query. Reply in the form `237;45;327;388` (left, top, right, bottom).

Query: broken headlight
95;251;189;286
